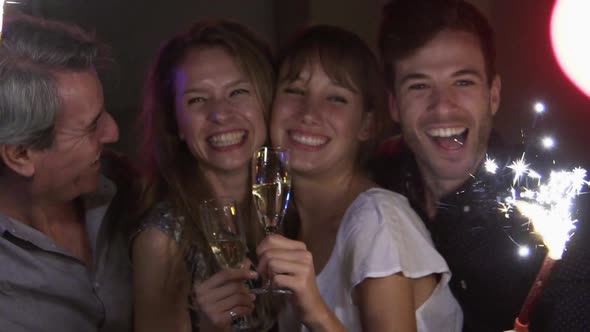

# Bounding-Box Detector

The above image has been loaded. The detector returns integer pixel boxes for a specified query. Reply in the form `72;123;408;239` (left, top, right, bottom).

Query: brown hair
276;25;390;168
379;0;496;89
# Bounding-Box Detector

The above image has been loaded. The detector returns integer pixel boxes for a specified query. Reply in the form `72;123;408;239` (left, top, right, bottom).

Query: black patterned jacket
370;136;590;332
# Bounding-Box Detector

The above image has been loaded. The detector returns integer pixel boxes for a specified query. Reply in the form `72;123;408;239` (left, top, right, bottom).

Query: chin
433;160;478;183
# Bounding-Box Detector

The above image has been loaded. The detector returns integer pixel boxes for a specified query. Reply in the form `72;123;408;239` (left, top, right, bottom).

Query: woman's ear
0;144;36;177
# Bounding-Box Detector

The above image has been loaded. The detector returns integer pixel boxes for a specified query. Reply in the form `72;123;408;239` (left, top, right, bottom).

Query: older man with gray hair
0;15;133;331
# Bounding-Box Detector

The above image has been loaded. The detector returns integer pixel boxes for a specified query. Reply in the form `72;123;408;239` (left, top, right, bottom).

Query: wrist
302;302;345;332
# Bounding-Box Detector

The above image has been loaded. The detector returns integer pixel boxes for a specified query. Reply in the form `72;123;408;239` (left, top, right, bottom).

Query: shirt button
94;282;100;289
463;205;471;213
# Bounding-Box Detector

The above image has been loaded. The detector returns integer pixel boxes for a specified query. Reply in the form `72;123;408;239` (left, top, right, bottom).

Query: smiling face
391;29;501;191
174;47;266;175
30;70;119;201
270;60;371;177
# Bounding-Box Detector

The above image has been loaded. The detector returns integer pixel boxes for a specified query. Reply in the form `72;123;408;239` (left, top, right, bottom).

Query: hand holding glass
199;198;254;330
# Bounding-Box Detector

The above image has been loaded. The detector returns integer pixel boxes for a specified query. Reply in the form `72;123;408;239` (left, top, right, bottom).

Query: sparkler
489;157;587;331
484;101;589;331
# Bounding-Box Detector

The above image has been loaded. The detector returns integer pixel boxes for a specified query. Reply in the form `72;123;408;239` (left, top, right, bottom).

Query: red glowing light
551;0;590;98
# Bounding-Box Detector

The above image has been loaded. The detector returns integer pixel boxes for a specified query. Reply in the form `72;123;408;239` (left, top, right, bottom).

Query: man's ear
0;144;36;177
388;92;400;123
358;111;374;141
490;74;501;116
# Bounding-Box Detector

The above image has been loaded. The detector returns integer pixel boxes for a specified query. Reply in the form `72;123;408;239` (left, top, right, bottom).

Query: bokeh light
551;0;590;99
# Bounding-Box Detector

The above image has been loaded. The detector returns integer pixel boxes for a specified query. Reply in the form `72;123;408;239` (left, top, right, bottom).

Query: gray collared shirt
0;175;133;332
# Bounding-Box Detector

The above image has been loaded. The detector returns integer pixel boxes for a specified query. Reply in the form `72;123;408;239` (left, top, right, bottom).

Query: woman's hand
256;234;344;331
193;260;258;330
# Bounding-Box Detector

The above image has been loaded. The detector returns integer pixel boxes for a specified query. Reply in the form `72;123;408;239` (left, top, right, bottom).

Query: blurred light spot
541;136;556;149
551;0;590;99
534;102;546;114
518;246;531;257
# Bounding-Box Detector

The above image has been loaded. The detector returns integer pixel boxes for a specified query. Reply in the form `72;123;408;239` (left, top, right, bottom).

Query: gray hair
0;15;106;150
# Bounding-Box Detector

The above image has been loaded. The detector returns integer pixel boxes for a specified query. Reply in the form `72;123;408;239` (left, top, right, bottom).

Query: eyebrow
398;68;485;86
182;78;251;96
281;75;358;93
397;73;429;87
452;68;484;80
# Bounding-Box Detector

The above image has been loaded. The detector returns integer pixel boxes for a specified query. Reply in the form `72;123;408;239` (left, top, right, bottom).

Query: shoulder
343;188;424;233
133;201;184;244
133;225;181;260
340;188;450;278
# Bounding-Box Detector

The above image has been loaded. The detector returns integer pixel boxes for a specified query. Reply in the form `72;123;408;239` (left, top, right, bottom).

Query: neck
200;166;250;205
0;176;74;224
0;176;81;237
418;154;485;220
0;175;93;267
293;167;374;236
421;176;464;220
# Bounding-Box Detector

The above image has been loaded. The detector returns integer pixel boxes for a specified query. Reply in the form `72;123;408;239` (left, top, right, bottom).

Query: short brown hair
379;0;496;89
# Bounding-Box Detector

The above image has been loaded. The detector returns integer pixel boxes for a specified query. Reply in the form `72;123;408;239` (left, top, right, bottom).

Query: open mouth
289;130;329;147
426;127;468;151
207;130;246;148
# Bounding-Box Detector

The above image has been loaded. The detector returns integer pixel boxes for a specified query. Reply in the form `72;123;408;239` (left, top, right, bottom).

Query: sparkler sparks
484;151;588;260
507;153;530;185
484;155;499;174
502;161;586;260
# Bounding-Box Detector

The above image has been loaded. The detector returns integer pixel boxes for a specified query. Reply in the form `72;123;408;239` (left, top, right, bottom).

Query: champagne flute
199;198;256;330
251;147;292;294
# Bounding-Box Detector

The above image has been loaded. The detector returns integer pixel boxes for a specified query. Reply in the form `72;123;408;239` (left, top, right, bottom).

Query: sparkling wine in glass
252;147;291;235
251;147;292;294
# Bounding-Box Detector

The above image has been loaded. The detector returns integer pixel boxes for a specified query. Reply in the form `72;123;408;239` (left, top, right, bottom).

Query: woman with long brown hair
131;19;274;331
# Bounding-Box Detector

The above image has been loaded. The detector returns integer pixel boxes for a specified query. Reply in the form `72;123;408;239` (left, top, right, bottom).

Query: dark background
4;0;590;167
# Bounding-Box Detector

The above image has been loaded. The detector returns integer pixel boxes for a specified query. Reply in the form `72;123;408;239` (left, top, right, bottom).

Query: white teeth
427;127;466;138
290;132;328;146
208;130;245;147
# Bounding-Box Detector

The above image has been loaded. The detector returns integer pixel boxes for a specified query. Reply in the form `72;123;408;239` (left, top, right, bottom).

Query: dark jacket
371;135;590;332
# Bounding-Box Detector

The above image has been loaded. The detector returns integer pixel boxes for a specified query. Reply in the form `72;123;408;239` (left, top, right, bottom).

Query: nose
207;98;235;123
300;98;321;125
99;111;119;144
428;86;457;115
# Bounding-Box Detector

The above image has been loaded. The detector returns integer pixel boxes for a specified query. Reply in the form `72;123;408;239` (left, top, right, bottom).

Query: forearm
303;302;348;332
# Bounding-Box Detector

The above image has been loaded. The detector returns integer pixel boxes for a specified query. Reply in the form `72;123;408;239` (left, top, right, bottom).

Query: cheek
269;101;294;143
397;107;419;131
252;111;267;147
176;111;205;140
269;111;285;145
